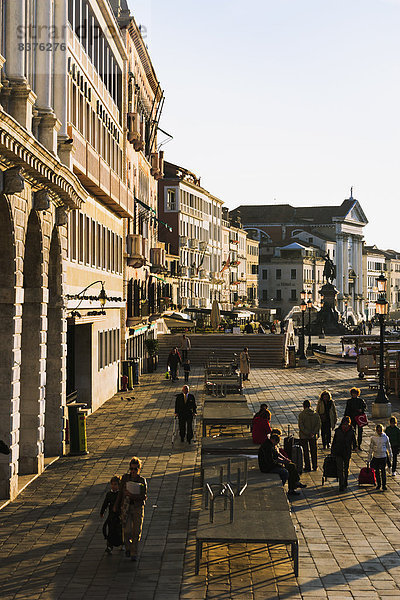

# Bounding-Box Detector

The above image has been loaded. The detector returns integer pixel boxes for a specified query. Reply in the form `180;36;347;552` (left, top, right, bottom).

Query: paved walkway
1;360;400;599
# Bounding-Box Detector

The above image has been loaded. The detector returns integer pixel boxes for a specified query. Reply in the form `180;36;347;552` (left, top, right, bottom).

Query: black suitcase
283;426;295;459
291;443;304;475
322;455;338;484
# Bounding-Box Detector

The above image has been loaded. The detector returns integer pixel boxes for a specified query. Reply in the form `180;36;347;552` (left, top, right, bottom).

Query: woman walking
316;390;337;449
239;347;250;381
368;424;392;491
114;456;147;561
344;387;366;450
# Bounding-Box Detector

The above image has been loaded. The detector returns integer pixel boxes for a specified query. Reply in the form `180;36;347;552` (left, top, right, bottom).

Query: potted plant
145;339;159;373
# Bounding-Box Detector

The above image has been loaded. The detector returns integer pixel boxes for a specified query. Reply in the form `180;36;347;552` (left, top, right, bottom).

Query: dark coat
331;426;356;458
100;490;119;516
175;392;196;416
258;438;280;473
344;396;366;423
167;352;181;369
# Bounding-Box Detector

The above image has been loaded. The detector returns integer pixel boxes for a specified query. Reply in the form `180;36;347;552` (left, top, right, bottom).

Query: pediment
345;201;368;225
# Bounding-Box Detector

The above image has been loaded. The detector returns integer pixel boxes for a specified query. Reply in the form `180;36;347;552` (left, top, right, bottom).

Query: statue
323;253;336;284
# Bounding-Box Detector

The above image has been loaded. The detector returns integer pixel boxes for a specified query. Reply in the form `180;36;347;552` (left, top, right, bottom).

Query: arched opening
19;210;44;475
45;228;65;457
0;194;17;499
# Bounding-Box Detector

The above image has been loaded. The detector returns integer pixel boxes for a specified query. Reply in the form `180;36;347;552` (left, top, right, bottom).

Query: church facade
231;195;368;323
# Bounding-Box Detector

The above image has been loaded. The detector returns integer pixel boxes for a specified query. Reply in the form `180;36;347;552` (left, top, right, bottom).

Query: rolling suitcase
291;443;303;475
283;426;295;460
358;465;376;486
322;455;338;484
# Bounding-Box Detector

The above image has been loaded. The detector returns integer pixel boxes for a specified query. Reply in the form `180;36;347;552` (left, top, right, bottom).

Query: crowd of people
252;387;400;495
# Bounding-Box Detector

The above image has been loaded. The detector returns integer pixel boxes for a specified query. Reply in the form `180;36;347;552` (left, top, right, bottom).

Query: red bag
355;413;368;427
358;466;376;486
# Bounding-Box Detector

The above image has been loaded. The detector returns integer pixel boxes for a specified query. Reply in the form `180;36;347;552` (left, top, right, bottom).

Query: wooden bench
202;401;253;437
197;463;298;576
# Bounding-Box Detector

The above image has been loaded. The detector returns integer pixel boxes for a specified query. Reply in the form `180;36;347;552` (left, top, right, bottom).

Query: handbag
355;413;368;427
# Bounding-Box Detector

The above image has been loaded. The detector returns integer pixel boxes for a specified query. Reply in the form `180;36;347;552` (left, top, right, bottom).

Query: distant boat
313;349;357;365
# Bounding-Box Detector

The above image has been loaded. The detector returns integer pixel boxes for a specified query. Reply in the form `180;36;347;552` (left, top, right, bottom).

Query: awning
135;197;156;214
135;197;172;231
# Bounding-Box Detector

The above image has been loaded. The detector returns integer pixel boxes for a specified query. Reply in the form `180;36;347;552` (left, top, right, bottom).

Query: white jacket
368;433;392;462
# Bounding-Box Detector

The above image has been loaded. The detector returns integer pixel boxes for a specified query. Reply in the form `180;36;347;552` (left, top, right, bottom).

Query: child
183;359;190;383
100;476;123;553
385;417;400;475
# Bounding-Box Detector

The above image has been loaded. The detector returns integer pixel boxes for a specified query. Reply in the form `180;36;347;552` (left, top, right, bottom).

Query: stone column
4;0;37;132
343;234;349;298
54;0;72;166
34;0;61;155
336;233;344;308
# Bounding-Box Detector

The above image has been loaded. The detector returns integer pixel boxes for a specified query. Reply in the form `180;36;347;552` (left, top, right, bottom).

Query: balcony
126;234;146;268
180;236;188;247
150;247;166;273
188;267;198;278
199;241;208;252
197;269;207;279
179;266;189;277
188;239;199;250
150;151;165;180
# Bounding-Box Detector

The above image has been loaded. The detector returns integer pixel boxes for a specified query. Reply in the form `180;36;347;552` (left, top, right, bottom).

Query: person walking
258;433;306;496
344;387;367;450
368;424;392;491
167;347;181;381
367;321;373;335
181;334;191;361
316;390;338;449
114;457;147;561
331;416;357;491
183;358;190;383
298;400;321;471
175;385;197;443
239;347;250;381
100;476;122;554
385;417;400;475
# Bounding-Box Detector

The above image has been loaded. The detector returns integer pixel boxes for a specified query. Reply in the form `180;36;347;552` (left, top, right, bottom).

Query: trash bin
122;360;134;390
132;358;140;386
121;374;128;392
67;403;89;455
287;345;297;368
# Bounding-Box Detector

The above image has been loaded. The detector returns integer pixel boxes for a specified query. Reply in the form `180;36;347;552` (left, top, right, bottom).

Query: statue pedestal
371;402;392;419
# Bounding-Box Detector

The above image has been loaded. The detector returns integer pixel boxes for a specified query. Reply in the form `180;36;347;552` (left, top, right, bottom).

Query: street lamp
299;300;307;362
375;274;389;404
306;297;313;355
344;298;348;323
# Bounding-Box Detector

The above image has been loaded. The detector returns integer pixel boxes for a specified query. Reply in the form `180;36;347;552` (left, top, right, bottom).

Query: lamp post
372;273;391;417
299;300;307;364
344;299;348;323
306;297;313;355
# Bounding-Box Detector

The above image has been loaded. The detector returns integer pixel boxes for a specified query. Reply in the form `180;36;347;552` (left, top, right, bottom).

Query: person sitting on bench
258;433;306;496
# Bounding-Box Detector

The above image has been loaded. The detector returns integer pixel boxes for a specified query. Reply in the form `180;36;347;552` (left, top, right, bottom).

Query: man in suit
175;385;197;443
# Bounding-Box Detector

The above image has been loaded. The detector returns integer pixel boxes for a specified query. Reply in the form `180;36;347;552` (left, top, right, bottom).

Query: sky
127;0;400;250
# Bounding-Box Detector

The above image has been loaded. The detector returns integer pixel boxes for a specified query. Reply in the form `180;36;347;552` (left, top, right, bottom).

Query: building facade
157;161;223;311
0;0;96;500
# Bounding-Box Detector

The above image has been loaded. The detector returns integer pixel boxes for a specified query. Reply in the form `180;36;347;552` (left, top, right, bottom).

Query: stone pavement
1;359;400;599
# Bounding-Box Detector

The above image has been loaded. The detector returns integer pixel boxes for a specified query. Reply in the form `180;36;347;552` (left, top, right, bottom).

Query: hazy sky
127;0;400;250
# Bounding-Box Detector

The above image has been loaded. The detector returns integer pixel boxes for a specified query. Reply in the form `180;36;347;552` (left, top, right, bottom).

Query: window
291;269;296;280
262;290;268;301
251;265;258;275
276;289;282;300
166;189;176;211
262;269;268;280
290;289;297;300
276;269;281;280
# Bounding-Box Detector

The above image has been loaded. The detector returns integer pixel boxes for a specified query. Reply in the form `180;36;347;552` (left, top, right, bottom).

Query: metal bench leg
292;541;299;577
195;540;201;574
